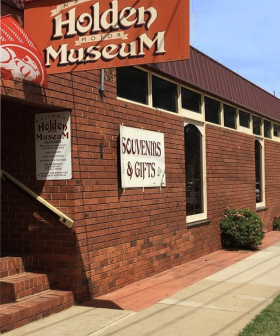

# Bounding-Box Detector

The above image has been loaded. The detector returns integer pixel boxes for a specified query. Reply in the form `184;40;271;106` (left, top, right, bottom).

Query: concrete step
0;256;33;278
0;272;53;304
0;289;74;333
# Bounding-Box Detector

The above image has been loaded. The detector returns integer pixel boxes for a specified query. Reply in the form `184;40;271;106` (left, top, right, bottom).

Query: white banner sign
35;112;72;180
120;125;166;188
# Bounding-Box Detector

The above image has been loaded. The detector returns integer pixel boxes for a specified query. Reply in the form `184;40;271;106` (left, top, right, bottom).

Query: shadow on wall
0;99;92;303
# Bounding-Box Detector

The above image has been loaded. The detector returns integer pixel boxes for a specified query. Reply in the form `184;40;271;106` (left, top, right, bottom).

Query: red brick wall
1;66;192;302
205;125;280;232
188;125;255;256
2;75;280;303
258;139;280;230
206;124;256;215
70;71;190;300
1;3;280;303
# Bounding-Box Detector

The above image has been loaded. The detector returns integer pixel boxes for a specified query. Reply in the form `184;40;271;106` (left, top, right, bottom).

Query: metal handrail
1;170;74;228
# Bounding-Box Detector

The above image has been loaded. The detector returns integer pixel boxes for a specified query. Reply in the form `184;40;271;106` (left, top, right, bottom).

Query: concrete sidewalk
6;232;280;336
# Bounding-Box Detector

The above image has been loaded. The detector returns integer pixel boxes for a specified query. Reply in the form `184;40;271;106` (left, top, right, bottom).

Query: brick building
1;1;280;332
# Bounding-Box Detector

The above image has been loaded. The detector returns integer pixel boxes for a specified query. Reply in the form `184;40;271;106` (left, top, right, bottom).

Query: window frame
255;138;265;209
223;103;237;130
252;115;262;136
184;119;207;224
151;73;178;114
239;110;251;134
204;95;221;125
273;123;280;141
116;66;280;146
264;120;272;139
116;66;149;106
181;86;202;121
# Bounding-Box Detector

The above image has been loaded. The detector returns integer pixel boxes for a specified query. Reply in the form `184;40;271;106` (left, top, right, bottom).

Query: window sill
256;206;268;212
117;96;182;117
187;219;211;228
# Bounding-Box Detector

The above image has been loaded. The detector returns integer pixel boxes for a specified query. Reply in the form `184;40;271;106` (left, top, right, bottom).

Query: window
264;120;271;138
274;124;280;137
253;116;262;136
239;110;250;128
205;97;220;124
181;88;201;113
255;140;263;204
185;124;203;216
152;75;177;113
117;67;148;104
224;104;236;129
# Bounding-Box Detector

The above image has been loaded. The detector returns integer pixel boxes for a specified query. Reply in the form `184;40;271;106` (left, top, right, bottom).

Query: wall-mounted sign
24;0;190;74
120;125;166;188
35;112;72;180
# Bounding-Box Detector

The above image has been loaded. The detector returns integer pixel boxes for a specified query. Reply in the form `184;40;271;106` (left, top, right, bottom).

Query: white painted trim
220;101;224;127
181;109;203;122
201;94;205;121
177;84;182;115
187;213;207;224
147;72;152;107
236;109;240;131
239;125;251;134
255;138;266;208
249;113;253;133
184;120;207;223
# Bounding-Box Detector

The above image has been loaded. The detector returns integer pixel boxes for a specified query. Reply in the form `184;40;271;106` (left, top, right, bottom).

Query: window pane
185;124;203;215
239;110;250;128
274;124;280;137
152;76;177;112
181;87;201;113
255;140;262;203
205;97;220;124
224;104;236;129
117;67;148;104
264;120;271;138
253;116;262;136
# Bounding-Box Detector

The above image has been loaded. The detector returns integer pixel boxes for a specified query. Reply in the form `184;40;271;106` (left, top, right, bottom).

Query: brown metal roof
148;47;280;123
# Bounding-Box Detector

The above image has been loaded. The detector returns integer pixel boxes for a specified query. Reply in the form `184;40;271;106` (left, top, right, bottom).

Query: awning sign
0;15;47;86
120;125;166;188
24;0;190;74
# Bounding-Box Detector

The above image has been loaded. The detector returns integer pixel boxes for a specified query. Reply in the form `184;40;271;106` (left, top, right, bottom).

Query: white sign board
120;125;166;188
35;112;72;180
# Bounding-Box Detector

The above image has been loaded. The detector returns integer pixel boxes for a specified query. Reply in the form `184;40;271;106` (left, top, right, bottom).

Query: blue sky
190;0;280;97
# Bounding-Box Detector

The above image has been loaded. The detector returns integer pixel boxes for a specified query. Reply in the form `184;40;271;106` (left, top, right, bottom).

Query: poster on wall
120;125;166;188
35;112;72;180
24;0;190;74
